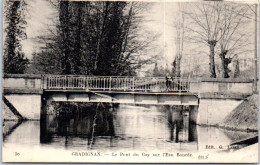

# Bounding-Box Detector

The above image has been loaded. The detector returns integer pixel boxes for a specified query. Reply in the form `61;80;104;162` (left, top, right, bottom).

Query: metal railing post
64;75;67;89
124;78;126;91
109;77;112;91
83;77;85;89
86;77;89;90
103;78;105;90
49;76;51;89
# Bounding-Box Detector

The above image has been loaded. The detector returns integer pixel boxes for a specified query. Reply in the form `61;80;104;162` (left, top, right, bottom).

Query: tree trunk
94;2;109;73
219;50;231;78
59;1;71;74
175;56;181;77
208;41;217;78
72;2;83;74
233;59;240;78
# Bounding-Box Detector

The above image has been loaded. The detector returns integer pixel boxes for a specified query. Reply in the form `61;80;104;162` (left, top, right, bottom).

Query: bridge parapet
3;74;42;89
43;75;189;92
190;78;254;95
2;74;254;95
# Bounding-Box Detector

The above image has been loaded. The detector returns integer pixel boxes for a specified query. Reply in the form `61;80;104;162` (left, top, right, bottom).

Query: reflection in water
40;107;115;148
3;104;256;152
40;104;198;151
167;108;197;143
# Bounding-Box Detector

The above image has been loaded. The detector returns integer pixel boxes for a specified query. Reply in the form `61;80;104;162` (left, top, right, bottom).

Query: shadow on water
40;103;115;148
167;106;197;143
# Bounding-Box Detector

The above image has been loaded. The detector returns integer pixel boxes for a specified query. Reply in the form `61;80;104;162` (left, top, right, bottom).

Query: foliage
28;1;156;76
3;0;28;74
152;62;170;77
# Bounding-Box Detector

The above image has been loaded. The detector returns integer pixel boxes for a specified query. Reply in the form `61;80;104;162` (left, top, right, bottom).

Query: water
3;104;256;153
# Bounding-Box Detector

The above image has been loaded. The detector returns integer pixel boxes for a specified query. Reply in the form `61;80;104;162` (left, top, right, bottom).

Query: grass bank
219;94;258;132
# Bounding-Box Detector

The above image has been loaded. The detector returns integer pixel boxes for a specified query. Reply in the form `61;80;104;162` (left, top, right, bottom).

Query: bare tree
172;4;185;77
217;3;252;78
185;1;225;78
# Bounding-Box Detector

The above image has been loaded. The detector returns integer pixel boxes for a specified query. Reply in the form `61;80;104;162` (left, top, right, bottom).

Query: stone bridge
3;74;254;122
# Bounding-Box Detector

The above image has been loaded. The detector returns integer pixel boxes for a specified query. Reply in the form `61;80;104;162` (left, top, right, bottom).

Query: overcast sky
21;0;56;58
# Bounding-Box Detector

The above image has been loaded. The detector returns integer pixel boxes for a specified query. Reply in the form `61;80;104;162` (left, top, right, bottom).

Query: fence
43;75;190;92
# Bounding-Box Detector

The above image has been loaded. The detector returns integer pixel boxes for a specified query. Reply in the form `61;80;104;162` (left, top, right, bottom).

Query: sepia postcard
2;0;259;163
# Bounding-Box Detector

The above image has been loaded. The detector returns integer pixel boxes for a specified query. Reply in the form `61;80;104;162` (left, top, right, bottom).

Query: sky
21;0;56;57
143;2;179;66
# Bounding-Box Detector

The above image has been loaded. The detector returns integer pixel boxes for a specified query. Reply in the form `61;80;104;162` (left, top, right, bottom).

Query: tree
152;62;169;77
30;1;156;76
233;59;240;78
4;0;28;74
185;1;254;78
153;62;160;77
27;40;63;74
111;2;158;76
217;3;251;78
173;4;185;77
94;2;128;76
171;58;177;77
185;2;225;78
59;0;71;74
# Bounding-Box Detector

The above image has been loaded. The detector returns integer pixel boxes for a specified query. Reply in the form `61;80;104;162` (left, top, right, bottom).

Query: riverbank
196;93;258;132
2;101;19;121
219;94;258;132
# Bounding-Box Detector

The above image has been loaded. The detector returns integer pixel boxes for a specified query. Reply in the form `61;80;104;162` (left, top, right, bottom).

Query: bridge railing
43;75;190;92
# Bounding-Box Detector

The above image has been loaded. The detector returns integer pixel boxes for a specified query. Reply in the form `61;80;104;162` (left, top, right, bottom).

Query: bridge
42;75;197;108
3;74;254;120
